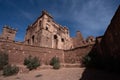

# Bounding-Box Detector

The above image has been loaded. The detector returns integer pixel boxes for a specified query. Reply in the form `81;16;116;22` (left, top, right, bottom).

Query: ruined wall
72;31;95;48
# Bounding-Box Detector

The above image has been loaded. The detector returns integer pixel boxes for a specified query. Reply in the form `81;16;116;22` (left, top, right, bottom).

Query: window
53;35;58;49
39;21;41;27
54;35;57;39
59;28;61;30
28;39;30;44
61;38;64;42
7;36;9;40
46;26;48;30
91;39;93;41
47;19;50;22
32;35;35;44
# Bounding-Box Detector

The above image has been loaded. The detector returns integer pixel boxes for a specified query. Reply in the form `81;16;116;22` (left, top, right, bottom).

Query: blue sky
0;0;119;41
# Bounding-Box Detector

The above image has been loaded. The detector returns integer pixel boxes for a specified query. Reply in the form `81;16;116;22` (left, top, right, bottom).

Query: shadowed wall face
101;6;120;57
91;6;120;71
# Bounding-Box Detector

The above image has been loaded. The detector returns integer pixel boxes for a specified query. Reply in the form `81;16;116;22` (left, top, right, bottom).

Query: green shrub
50;56;59;66
24;55;40;70
50;56;60;69
3;64;19;76
81;55;91;67
0;52;8;70
53;62;60;69
24;55;32;65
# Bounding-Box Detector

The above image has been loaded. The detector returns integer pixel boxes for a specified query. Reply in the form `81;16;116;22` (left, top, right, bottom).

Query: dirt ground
0;68;84;80
1;67;120;80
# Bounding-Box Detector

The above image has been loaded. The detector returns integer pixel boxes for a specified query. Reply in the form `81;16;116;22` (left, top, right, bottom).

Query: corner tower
1;25;17;41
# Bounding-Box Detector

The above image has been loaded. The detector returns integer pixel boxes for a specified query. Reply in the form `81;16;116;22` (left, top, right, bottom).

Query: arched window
28;39;30;44
53;35;58;49
54;35;57;39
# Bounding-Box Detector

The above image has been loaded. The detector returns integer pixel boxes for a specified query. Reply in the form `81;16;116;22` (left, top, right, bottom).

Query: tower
1;25;17;41
76;31;84;41
24;10;72;50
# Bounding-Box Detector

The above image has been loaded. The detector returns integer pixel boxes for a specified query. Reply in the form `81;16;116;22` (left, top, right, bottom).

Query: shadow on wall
79;68;120;80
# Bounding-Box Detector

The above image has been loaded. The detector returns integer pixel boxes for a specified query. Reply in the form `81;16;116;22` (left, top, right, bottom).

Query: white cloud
67;0;115;37
45;0;116;38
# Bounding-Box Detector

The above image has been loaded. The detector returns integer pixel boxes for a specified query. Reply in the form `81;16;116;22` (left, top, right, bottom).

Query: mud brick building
0;10;95;65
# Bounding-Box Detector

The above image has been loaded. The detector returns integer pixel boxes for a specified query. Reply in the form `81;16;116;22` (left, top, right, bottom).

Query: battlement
3;25;17;31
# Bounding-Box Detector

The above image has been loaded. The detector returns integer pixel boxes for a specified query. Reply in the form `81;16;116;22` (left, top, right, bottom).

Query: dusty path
1;68;120;80
0;68;84;80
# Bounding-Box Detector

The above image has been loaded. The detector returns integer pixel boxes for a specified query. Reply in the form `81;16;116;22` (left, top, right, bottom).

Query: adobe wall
87;6;120;71
100;5;120;57
0;39;93;64
0;40;93;65
25;11;72;50
64;46;93;63
1;26;17;41
0;41;64;65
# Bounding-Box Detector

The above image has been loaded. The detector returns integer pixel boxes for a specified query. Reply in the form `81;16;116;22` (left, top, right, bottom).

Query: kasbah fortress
0;5;120;69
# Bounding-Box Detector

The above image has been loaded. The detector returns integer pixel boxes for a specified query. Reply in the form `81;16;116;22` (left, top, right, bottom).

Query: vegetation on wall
81;55;91;67
81;51;102;68
81;49;120;73
24;55;40;70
